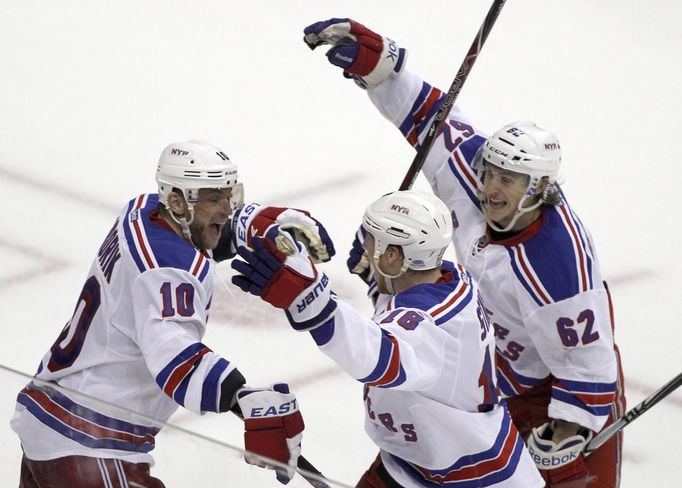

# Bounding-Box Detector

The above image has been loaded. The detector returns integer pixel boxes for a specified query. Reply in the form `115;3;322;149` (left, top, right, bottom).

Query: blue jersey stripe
200;358;230;413
552;388;613;417
399;83;432;137
18;394;156;453
122;197;147;273
390;409;523;486
447;157;480;209
507;248;545;306
156;342;207;390
359;330;397;384
433;287;473;326
381;365;407;388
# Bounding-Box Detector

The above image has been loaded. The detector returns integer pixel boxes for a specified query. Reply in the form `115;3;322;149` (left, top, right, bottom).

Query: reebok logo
527;444;578;467
385;38;398;62
334;53;353;64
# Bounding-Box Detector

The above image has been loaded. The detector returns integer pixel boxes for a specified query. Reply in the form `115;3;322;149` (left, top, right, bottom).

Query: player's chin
485;203;511;222
204;235;221;251
198;227;221;250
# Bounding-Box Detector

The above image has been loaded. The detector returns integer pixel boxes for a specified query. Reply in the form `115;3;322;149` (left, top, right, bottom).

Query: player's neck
513;207;542;230
160;212;185;238
393;268;444;294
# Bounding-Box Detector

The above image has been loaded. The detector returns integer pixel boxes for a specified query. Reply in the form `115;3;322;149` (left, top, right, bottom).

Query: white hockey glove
231;203;335;264
526;420;593;485
231;236;337;331
303;18;407;89
236;383;304;484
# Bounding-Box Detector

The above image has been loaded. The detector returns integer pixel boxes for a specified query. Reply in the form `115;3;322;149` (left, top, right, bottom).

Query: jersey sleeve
308;300;449;391
130;267;242;414
367;70;489;253
523;289;618;432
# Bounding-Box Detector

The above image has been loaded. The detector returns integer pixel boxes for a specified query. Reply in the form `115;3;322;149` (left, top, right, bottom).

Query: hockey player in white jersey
9;140;335;487
231;189;544;487
302;18;626;488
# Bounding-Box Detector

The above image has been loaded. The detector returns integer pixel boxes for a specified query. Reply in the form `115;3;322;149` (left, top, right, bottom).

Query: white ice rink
1;1;681;486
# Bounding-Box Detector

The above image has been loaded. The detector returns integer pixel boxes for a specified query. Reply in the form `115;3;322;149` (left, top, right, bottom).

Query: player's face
480;163;529;227
190;188;234;250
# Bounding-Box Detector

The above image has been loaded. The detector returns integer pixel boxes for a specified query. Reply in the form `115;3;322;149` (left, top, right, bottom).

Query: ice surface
1;1;680;486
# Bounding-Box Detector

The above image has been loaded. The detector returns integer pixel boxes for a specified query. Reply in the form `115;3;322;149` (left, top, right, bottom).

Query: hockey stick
399;0;507;190
583;372;682;456
230;404;331;488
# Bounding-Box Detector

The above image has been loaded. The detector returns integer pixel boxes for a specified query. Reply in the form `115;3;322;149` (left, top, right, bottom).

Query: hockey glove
347;225;372;283
347;225;380;304
231;236;337;331
303;18;407;88
526;420;593;484
232;203;335;264
236;383;304;484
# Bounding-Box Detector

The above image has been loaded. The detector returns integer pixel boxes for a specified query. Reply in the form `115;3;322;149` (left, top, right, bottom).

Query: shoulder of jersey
390;261;475;325
506;204;598;305
120;193;211;281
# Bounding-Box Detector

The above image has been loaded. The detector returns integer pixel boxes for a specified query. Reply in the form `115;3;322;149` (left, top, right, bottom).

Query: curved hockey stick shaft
584;372;682;456
230;404;331;488
399;0;507;190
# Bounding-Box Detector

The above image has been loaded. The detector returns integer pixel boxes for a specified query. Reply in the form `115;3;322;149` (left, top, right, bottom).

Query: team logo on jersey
129;209;140;222
472;235;489;255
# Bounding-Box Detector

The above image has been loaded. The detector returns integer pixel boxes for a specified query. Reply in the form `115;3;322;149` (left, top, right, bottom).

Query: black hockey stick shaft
230;404;330;488
399;0;507;190
584;372;682;456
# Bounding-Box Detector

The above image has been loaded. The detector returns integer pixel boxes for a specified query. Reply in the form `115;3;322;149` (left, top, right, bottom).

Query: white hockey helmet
362;189;452;275
156;140;242;208
474;121;562;231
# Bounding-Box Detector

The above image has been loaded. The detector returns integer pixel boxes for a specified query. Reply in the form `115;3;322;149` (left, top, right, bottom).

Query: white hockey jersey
11;194;242;464
310;262;543;487
366;71;621;433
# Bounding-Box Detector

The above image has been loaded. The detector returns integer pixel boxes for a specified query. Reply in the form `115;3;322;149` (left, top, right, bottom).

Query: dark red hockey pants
19;454;165;488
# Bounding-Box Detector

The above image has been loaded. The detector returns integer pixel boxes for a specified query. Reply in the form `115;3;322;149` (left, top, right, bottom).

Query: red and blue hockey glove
231;236;337;331
232;203;335;264
303;18;407;88
236;383;304;485
526;420;594;484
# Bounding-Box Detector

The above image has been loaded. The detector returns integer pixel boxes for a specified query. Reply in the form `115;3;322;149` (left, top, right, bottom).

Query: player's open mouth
487;198;506;210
